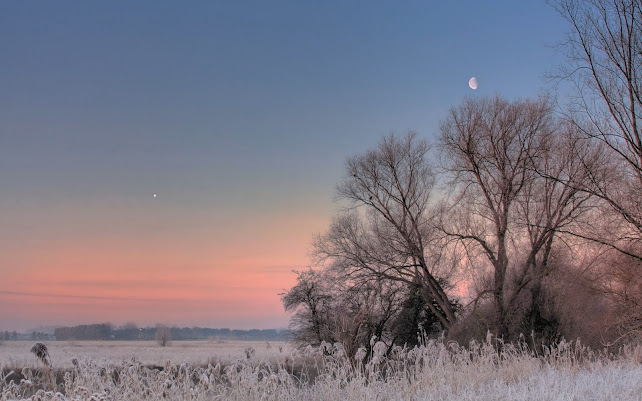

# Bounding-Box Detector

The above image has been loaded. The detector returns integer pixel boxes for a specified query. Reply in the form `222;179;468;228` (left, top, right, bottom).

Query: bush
155;325;171;347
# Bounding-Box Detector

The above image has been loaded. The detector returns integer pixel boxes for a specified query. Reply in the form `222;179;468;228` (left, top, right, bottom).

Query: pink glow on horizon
0;211;328;331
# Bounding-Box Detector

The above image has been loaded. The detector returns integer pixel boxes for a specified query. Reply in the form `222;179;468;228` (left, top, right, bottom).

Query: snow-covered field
1;339;641;400
0;340;287;370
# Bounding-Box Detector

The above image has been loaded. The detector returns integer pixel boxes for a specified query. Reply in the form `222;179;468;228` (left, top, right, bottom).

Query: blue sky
0;1;570;330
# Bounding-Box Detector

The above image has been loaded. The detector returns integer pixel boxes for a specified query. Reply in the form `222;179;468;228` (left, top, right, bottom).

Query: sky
0;1;569;332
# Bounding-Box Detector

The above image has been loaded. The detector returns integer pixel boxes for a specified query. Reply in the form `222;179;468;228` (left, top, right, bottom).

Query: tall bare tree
554;0;642;260
510;123;596;337
315;132;458;330
439;96;594;339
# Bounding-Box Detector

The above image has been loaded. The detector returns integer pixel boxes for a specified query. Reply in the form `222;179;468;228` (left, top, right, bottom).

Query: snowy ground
0;340;288;369
1;339;641;400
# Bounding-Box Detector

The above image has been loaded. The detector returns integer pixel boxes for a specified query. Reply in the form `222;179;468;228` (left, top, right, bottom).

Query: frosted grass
1;339;641;400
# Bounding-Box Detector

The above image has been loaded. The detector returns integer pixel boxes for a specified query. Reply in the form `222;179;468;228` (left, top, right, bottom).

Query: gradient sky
0;1;569;331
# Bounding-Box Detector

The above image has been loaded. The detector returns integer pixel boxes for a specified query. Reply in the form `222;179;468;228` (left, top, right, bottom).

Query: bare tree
281;269;335;346
281;268;408;356
329;278;406;357
439;96;594;340
554;0;642;260
511;123;598;338
315;132;458;331
155;325;171;347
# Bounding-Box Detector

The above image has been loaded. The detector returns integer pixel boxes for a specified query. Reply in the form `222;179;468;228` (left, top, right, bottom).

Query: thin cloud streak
0;290;237;303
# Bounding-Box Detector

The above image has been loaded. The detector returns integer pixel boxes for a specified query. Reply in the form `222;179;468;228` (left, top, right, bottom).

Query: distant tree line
1;331;21;341
52;323;288;341
55;324;113;341
1;331;53;341
30;331;52;341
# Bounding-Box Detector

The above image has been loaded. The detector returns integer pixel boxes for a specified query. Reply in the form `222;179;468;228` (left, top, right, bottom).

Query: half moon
468;77;478;90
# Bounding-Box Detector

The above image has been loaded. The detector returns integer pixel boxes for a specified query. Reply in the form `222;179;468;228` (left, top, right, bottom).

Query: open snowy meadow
0;340;288;370
2;338;641;400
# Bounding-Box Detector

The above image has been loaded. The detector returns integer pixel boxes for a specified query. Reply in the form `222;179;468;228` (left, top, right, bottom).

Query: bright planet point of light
469;77;478;90
153;194;157;198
